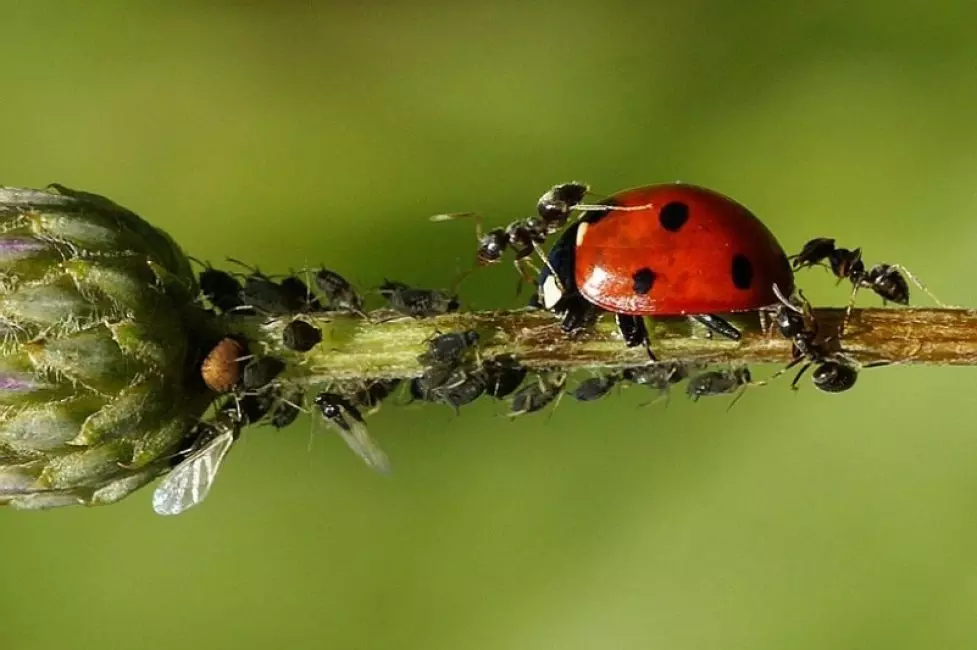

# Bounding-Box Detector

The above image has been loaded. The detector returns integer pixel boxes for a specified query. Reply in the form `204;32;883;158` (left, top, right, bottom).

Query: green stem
223;307;977;388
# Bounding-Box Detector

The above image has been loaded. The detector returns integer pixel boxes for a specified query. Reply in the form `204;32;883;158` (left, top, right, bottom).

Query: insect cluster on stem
151;179;940;518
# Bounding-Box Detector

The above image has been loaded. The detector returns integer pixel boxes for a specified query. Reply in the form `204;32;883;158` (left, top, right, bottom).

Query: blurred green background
3;1;977;648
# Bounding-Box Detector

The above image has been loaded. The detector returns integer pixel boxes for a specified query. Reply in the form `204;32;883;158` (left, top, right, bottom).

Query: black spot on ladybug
632;267;656;295
731;254;754;290
659;202;689;232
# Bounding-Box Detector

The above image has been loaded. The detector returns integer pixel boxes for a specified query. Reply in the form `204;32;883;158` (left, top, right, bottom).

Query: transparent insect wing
151;430;235;516
326;415;392;476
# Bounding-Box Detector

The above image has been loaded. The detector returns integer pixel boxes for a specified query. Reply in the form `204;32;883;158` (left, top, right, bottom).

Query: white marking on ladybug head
575;222;589;247
541;274;564;310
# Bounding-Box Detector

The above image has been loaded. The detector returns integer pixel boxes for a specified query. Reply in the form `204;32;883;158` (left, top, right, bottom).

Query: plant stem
223;307;977;387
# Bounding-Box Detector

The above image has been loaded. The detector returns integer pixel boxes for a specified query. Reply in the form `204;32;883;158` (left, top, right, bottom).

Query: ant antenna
772;283;801;313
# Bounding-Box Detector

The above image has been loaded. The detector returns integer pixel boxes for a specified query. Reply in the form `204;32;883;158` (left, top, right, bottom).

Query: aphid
240;274;294;314
201;337;246;393
270;387;304;429
227;259;299;315
353;379;402;412
282;319;322;352
418;330;480;366
409;363;458;403
313;392;391;474
242;356;286;391
270;400;301;429
811;361;858;393
314;268;365;314
571;373;620;402
152;421;237;516
437;367;486;411
219;392;276;426
509;372;566;416
279;274;321;312
686;367;752;402
408;365;483;411
536;183;795;358
482;356;528;399
379;280;459;317
621;361;689;390
192;259;244;312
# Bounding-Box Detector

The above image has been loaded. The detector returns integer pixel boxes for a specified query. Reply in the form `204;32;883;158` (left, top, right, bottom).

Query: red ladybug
534;183;794;356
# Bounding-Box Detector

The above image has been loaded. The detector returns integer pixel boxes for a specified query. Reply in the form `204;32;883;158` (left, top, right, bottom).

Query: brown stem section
226;307;977;387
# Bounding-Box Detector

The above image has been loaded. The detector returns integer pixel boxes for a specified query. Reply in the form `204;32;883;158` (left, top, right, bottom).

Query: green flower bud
0;184;212;509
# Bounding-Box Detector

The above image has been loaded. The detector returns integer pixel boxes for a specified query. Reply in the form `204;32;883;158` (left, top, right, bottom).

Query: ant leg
789;361;814;390
529;241;564;294
765;354;805;384
726;385;750;411
889;264;952;308
512;258;539;296
842;283;862;336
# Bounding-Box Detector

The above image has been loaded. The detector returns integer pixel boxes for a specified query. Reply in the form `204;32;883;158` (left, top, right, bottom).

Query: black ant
770;283;860;393
788;238;944;328
431;182;650;292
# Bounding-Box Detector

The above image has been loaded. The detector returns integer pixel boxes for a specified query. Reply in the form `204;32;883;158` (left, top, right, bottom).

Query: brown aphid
201;337;246;393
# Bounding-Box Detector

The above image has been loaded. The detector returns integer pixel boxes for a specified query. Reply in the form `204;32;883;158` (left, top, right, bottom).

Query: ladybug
535;183;794;356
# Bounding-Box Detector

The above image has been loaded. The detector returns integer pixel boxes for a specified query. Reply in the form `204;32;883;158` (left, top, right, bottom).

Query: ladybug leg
615;314;656;360
690;314;742;341
554;292;598;333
